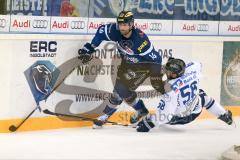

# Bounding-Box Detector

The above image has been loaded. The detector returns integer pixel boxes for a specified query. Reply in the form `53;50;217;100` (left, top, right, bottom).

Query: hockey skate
218;110;233;125
92;114;109;129
130;106;149;125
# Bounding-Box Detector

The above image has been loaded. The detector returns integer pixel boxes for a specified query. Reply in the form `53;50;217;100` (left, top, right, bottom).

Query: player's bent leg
93;91;123;129
199;89;233;125
113;79;149;124
124;93;149;124
167;112;202;125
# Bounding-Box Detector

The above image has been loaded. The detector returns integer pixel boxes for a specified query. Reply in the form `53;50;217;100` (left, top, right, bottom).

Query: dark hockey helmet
165;57;186;78
117;10;134;24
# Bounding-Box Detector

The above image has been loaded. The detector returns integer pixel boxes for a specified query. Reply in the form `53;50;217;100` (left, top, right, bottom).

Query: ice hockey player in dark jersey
78;11;165;128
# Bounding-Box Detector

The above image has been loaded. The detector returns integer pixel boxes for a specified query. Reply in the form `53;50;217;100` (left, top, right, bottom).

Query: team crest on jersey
118;40;134;55
24;60;60;104
171;79;184;93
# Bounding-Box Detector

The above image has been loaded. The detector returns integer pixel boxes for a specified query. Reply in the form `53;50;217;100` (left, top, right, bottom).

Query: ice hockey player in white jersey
136;58;233;132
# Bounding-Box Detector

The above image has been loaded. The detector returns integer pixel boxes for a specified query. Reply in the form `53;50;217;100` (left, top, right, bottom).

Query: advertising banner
219;21;240;35
3;0;240;36
10;15;50;33
0;35;225;120
220;0;240;21
50;0;89;17
135;19;172;35
0;35;230;132
90;0;174;19
6;0;89;17
50;16;88;34
0;15;10;32
87;18;115;34
7;0;49;16
173;20;219;35
173;0;220;21
221;42;240;106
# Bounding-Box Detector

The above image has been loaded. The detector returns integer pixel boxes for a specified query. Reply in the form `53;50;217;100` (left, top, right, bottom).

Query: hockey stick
8;106;41;132
43;109;130;127
9;65;76;132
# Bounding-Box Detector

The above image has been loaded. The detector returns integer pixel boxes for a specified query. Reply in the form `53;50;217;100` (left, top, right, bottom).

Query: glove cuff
84;43;95;53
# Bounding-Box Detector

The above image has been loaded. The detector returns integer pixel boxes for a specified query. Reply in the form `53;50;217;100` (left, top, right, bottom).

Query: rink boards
0;34;239;132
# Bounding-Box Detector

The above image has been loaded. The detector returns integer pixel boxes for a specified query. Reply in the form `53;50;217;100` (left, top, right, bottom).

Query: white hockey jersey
154;62;203;125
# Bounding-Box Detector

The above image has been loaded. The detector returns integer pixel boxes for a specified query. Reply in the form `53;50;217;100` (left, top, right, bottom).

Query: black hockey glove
149;63;165;94
150;76;165;94
78;43;95;64
136;116;155;132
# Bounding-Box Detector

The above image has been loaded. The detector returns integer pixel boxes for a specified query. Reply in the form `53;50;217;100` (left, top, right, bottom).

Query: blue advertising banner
6;0;89;17
91;0;240;21
4;0;240;21
220;0;240;21
6;0;51;16
90;0;174;19
173;0;220;20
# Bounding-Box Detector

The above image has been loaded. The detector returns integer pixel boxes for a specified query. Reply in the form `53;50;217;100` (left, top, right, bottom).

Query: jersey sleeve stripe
139;43;154;56
105;25;111;41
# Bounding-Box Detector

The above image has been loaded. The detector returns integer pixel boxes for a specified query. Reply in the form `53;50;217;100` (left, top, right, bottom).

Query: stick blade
9;125;17;132
43;109;54;115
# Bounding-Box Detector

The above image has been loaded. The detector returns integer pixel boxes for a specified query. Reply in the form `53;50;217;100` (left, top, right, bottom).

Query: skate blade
231;119;237;128
92;124;103;129
131;122;139;128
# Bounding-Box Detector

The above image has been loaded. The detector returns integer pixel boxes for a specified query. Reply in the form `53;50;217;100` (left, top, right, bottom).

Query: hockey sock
206;100;226;117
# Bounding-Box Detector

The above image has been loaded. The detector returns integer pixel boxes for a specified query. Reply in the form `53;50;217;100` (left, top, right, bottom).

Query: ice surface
0;118;240;160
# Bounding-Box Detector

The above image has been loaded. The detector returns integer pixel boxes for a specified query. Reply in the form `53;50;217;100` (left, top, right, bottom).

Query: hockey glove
150;76;165;94
136;116;155;132
78;43;95;64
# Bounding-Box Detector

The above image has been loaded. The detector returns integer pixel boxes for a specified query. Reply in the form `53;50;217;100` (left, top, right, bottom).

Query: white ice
0;118;240;160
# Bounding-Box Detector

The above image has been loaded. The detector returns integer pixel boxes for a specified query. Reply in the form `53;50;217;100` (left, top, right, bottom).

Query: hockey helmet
117;10;134;24
165;57;186;79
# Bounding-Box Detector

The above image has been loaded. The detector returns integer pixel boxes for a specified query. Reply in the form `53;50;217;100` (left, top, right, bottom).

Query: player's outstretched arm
78;24;115;64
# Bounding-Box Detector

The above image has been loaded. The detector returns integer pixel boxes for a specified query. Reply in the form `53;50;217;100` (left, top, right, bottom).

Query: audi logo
0;19;6;28
149;23;162;31
32;20;48;29
197;24;209;32
71;21;85;29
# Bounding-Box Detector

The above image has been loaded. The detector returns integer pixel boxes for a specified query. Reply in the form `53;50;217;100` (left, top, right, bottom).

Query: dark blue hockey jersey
90;23;164;93
91;23;162;65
